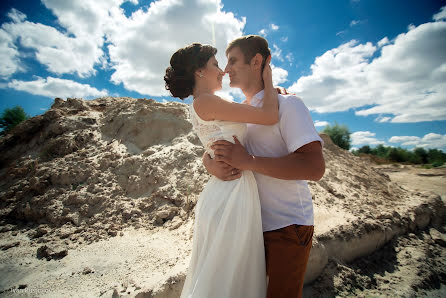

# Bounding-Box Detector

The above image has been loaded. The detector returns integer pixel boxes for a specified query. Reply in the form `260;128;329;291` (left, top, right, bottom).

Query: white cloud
350;20;360;27
377;37;390;47
8;77;107;98
374;115;391;123
285;53;294;65
314;120;329;127
1;7;105;77
272;44;283;62
271;64;288;85
350;19;366;27
281;36;288;42
389;133;446;150
288;40;376;112
106;0;246;96
0;28;23;78
351;131;385;146
288;10;446;123
433;6;446;21
388;136;420;146
7;8;26;23
259;23;279;37
0;8;28;78
1;0;246;98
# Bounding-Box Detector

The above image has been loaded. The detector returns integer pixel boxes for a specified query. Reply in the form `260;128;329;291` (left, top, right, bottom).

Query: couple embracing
164;35;325;298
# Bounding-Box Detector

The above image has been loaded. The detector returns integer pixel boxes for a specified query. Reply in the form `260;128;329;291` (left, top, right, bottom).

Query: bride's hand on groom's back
275;86;294;95
202;152;242;181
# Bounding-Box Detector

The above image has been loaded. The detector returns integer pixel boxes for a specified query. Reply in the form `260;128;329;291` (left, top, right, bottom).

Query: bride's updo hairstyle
164;43;217;99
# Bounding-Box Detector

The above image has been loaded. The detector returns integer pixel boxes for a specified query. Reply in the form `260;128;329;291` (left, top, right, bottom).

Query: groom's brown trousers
263;224;314;298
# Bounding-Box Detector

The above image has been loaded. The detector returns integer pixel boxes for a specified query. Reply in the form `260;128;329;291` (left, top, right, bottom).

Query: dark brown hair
226;35;271;70
164;43;217;99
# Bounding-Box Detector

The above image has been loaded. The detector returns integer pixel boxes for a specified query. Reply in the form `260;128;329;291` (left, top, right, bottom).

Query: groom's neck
242;81;264;105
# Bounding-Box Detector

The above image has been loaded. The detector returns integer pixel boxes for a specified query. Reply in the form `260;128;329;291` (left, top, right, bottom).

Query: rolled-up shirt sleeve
279;96;324;154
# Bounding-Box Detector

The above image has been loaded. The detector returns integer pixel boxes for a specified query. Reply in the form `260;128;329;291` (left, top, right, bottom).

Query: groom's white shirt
245;90;323;232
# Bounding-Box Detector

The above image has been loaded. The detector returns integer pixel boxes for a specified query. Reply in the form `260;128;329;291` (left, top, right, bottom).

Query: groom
203;35;325;298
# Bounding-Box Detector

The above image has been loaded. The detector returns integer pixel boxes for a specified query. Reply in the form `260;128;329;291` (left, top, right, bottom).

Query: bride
164;42;278;298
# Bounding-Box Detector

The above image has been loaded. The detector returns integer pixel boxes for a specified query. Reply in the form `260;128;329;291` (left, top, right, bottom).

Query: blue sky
1;0;445;151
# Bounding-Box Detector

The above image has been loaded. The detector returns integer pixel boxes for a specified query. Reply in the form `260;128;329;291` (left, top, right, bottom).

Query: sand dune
0;97;444;297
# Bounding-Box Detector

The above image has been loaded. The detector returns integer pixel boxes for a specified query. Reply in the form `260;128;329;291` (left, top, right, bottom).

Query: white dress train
180;103;266;298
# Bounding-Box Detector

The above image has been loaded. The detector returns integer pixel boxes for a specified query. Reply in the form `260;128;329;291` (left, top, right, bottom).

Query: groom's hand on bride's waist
202;152;242;181
211;136;254;171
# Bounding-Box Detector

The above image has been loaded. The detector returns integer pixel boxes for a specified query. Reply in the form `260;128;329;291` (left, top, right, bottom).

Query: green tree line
351;145;446;167
321;123;445;167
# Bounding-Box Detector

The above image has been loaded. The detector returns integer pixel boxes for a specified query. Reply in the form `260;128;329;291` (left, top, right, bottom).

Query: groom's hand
202;152;242;181
211;136;254;170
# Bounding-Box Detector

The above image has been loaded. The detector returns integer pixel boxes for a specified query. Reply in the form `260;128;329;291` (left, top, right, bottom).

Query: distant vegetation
0;106;30;137
321;122;445;168
351;144;446;168
322;122;351;150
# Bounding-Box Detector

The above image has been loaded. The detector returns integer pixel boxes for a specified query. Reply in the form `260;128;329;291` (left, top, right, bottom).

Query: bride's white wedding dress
180;103;266;298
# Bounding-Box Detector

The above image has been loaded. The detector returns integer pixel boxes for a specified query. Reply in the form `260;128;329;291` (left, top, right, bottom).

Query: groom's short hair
226;35;271;69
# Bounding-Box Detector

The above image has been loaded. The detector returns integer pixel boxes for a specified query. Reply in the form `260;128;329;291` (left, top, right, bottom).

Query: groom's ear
250;53;264;71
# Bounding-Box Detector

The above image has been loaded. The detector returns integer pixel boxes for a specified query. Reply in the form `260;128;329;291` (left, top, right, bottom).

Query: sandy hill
0;97;445;297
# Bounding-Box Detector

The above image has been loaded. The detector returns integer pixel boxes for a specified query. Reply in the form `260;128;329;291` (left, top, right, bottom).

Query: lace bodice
189;103;247;158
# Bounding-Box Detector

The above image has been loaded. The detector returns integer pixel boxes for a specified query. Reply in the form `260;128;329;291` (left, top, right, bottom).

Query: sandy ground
0;98;445;297
376;164;446;201
303;164;446;297
0;223;193;297
1;164;444;297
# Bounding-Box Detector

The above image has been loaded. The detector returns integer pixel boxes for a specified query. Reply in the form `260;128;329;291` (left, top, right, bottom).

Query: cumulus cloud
0;28;23;78
314;120;329;127
1;0;246;98
8;77;107;98
288;8;446;123
377;37;390;47
271;64;288;85
105;0;245;96
433;6;446;21
270;23;279;30
7;8;26;23
288;40;376;112
389;133;446;150
350;131;385;146
1;7;105;77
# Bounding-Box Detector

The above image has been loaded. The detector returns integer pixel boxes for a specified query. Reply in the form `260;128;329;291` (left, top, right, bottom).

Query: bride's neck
193;84;214;99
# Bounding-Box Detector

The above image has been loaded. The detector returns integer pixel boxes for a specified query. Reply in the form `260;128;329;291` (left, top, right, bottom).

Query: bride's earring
199;73;204;78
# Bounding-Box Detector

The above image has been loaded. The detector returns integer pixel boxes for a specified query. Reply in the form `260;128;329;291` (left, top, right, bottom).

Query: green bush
0;106;30;136
413;147;428;164
387;147;409;163
322;122;351;150
432;161;444;168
